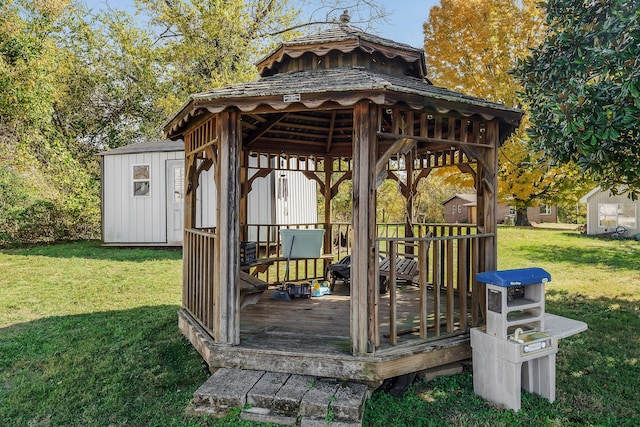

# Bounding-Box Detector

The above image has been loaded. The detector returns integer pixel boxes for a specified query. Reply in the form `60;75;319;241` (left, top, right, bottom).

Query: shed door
166;160;184;244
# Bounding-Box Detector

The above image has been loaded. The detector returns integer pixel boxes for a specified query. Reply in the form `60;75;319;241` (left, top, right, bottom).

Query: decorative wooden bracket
456;163;477;180
375;138;416;176
301;171;325;194
330;171;352;198
243;169;271;195
411;168;432;194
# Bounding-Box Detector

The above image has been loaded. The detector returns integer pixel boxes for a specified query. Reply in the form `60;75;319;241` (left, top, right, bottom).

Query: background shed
580;187;639;236
100;141;317;246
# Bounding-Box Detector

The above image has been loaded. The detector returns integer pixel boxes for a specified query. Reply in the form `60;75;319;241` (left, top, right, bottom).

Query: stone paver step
188;368;369;426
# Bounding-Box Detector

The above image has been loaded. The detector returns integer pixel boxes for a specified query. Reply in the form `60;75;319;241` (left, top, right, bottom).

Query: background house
580;187;638;236
443;193;558;224
442;194;477;223
99;140;317;246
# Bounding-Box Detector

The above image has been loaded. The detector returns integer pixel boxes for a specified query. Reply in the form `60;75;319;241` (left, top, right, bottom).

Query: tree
0;0;390;245
0;0;100;245
514;0;640;196
423;0;591;225
53;7;166;152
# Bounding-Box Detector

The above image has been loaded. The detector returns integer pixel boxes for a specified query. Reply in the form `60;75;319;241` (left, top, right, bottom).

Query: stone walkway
188;368;370;426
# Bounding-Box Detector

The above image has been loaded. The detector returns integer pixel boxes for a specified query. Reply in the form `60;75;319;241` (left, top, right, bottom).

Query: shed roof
98;140;184;156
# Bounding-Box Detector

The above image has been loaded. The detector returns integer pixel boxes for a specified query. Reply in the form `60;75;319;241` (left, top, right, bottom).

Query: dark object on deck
286;282;311;298
270;287;292;301
327;255;388;294
378;372;417;397
240;241;257;266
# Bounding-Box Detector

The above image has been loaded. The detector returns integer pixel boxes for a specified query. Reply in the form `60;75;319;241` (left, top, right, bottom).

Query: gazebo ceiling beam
244;113;290;146
377;132;494;149
325;111;336;153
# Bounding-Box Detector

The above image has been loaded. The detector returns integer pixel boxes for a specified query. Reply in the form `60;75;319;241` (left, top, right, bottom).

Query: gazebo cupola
257;11;427;80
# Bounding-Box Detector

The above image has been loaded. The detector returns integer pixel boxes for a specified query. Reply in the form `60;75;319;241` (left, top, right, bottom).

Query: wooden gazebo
164;20;522;385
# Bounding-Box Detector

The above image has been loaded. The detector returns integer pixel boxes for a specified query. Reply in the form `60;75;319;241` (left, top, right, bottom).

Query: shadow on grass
364;291;640;427
504;233;640;272
0;240;183;262
0;305;213;427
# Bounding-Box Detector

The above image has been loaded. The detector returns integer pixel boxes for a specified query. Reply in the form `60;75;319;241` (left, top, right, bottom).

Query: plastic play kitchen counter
471;268;587;411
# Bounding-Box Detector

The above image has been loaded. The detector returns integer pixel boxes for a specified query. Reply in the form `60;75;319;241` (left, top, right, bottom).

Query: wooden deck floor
239;281;466;355
179;280;472;382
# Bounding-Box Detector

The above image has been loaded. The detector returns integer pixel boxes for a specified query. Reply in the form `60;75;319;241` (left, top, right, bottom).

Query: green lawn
1;228;639;426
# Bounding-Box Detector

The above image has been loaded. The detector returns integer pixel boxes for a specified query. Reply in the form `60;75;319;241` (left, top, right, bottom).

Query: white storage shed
99;140;317;246
580;186;639;236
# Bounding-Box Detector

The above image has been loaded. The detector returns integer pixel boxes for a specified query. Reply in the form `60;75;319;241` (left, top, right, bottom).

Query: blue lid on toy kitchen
476;267;550;287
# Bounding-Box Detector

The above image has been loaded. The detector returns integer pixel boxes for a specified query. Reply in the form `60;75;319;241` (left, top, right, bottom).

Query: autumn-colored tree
423;0;592;225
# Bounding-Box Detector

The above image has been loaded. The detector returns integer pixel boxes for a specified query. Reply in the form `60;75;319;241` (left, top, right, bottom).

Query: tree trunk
515;207;530;226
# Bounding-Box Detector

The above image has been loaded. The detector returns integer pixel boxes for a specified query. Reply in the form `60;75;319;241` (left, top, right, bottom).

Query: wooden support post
477;121;499;273
389;242;397;346
405;150;415;255
214;110;241;346
471;237;482;326
351;101;377;355
475;121;499;326
446;239;454;333
323;156;333;255
419;240;428;339
458;239;468;330
239;150;249;241
432;240;441;337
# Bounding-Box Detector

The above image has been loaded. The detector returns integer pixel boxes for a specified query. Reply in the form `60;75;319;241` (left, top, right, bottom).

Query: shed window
452;205;456;215
598;203;636;228
133;164;150;197
173;166;184;203
540;204;551;215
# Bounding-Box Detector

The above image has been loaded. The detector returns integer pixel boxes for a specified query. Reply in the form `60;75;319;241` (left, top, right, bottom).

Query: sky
84;0;441;49
375;0;439;47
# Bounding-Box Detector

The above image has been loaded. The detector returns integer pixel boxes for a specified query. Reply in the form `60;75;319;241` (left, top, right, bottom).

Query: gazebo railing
375;232;491;351
240;222;478;283
182;224;489;349
183;227;216;335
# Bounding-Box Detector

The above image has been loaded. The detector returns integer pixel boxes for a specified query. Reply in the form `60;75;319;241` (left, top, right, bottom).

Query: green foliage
1;0;303;245
514;0;640;195
414;172;471;223
139;0;300;104
0;168;99;247
54;7;168;150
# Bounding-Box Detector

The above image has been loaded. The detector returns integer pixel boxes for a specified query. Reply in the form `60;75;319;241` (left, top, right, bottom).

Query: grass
1;229;639;426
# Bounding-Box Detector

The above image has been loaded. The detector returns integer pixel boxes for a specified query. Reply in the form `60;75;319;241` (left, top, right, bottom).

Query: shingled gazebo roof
164;21;523;147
